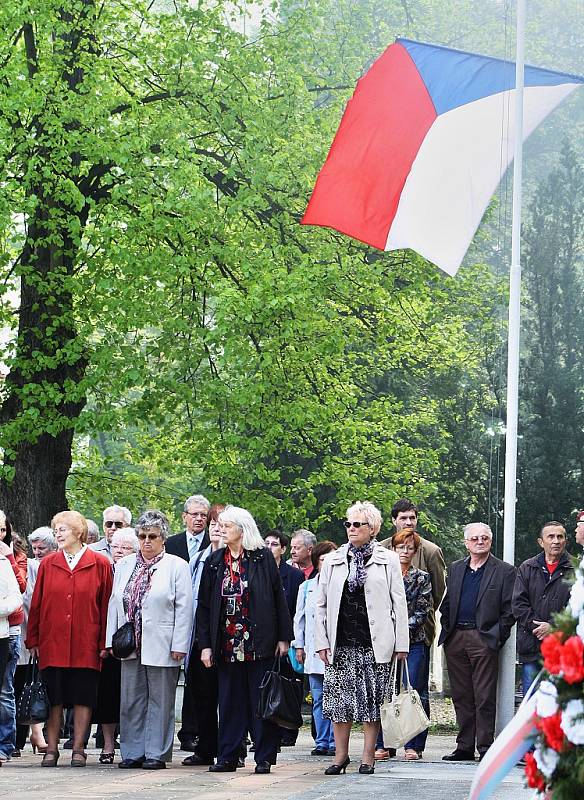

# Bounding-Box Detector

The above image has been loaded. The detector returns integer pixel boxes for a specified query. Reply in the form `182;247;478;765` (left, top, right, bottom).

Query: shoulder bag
380;658;430;748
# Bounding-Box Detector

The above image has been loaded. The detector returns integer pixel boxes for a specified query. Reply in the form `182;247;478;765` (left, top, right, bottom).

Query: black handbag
111;621;136;659
256;655;303;730
16;656;50;725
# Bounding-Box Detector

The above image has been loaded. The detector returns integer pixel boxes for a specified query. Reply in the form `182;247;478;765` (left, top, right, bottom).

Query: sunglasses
343;521;370;529
137;533;162;541
104;520;125;529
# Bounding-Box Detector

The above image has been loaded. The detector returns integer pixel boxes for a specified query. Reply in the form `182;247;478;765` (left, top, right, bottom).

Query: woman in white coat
293;540;337;756
106;510;193;771
0;550;22;739
314;501;409;776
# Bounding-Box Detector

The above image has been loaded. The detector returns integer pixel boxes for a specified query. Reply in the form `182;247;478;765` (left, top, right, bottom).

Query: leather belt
456;622;476;630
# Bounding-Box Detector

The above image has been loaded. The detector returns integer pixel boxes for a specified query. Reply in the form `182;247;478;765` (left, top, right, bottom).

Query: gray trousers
120;657;180;762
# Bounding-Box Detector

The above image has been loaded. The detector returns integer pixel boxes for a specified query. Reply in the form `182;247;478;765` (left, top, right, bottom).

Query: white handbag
380;658;430;748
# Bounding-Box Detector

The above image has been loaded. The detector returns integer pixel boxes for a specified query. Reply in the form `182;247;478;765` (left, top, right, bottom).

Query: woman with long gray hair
197;505;293;775
106;510;193;770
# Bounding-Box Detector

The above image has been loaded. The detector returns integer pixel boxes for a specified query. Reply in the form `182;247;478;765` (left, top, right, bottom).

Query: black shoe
254;761;271;774
180;738;199;753
359;763;375;774
442;749;476;762
118;758;145;769
311;747;329;756
325;756;350;775
142;759;166;770
237;757;245;768
11;750;21;758
182;753;214;766
209;761;237;772
326;748;336;756
280;739;296;747
63;738;74;750
417;751;424;759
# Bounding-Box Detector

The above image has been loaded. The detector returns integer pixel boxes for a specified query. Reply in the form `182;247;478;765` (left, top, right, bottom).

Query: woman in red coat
26;511;112;767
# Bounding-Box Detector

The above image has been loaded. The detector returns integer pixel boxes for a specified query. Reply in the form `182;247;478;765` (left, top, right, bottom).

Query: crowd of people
0;497;581;775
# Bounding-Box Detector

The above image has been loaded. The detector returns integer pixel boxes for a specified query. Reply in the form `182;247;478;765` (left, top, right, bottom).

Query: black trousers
186;649;218;759
217;657;280;765
178;667;198;745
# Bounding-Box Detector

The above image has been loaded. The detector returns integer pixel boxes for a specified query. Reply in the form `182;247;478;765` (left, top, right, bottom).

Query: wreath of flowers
526;554;584;799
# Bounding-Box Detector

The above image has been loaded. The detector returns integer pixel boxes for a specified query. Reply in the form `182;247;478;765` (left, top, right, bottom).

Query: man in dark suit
264;530;304;617
166;494;210;751
439;522;516;762
166;494;210;562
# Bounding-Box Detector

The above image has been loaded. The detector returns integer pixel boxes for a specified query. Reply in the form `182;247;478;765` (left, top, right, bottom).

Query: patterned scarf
124;550;165;650
347;539;376;592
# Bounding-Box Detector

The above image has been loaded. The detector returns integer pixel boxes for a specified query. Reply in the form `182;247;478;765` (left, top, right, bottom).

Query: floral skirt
323;645;391;723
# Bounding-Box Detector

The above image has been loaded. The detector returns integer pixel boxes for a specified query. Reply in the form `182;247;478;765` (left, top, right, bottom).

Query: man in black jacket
165;493;210;751
512;521;573;697
166;494;211;562
439;523;516;762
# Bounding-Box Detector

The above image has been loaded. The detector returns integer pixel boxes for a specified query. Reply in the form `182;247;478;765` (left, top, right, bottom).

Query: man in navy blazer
439;522;516;762
165;495;211;563
264;530;304;617
165;494;210;751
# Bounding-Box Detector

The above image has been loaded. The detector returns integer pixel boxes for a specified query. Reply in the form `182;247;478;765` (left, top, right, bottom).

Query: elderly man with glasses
439;523;516;763
90;506;132;563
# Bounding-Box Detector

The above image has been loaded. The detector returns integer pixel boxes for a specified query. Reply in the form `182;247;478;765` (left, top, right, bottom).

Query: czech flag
301;39;583;276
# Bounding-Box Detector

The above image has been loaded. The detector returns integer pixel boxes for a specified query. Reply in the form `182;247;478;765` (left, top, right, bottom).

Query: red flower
536;711;565;752
541;631;564;675
559;635;584;684
524;751;546;792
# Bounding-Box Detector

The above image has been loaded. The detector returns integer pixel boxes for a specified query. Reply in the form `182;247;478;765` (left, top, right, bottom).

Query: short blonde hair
346;501;383;536
52;510;88;544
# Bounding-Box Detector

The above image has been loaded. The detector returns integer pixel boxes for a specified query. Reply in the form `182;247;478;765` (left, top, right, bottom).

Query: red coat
26;548;113;671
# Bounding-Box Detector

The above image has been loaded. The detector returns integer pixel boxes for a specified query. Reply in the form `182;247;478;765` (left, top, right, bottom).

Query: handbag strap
401;658;412;691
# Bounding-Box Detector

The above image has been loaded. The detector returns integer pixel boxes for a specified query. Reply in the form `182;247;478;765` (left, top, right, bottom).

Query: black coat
512;551;573;662
196;546;293;660
438;553;516;651
165;530;210;563
279;561;304;618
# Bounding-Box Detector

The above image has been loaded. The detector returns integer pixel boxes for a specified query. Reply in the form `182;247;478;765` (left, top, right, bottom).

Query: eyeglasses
343;521;370;529
137;533;162;541
104;520;125;529
185;511;207;519
466;535;490;543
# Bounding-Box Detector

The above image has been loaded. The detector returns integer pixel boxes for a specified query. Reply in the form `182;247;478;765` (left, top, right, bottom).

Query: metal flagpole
496;0;526;732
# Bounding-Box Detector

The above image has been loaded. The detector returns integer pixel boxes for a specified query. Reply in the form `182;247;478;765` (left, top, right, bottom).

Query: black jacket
196;546;293;660
279;561;304;618
512;551;573;662
165;530;210;563
438;553;516;651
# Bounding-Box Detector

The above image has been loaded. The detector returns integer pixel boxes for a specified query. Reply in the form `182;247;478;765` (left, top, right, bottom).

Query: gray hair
86;519;100;538
135;509;170;540
346;501;383;536
111;527;139;552
103;505;132;525
292;529;317;549
183;494;210;513
219;505;265;551
28;526;58;550
464;522;493;540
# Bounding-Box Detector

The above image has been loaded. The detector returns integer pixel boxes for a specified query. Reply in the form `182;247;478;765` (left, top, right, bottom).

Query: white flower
577;612;584;641
561;699;584;745
534;745;559;779
535;681;558;718
569;575;584;617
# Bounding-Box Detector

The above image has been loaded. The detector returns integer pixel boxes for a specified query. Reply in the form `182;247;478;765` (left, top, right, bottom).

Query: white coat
0;555;23;639
106;552;193;667
314;542;409;664
292;576;324;675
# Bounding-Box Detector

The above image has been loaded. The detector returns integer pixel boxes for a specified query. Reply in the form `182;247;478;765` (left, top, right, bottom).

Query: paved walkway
0;729;529;800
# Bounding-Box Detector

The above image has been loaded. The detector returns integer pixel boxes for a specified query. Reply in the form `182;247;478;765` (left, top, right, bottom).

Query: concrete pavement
0;729;530;800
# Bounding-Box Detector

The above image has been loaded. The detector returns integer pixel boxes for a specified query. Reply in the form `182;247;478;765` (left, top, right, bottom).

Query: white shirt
62;545;88;571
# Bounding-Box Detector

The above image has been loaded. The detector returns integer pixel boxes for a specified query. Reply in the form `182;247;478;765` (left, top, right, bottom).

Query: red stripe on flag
302;42;437;250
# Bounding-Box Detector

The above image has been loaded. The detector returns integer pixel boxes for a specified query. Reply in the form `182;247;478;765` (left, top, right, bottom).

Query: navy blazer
165;530;210;563
279;560;304;617
439;553;516;651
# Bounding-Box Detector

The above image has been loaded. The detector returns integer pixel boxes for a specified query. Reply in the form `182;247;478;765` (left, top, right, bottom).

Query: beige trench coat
314;542;409;664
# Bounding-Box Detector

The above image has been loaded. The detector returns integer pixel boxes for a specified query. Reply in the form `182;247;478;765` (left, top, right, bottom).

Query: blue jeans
0;634;21;757
309;673;334;750
522;661;541;699
376;644;430;753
